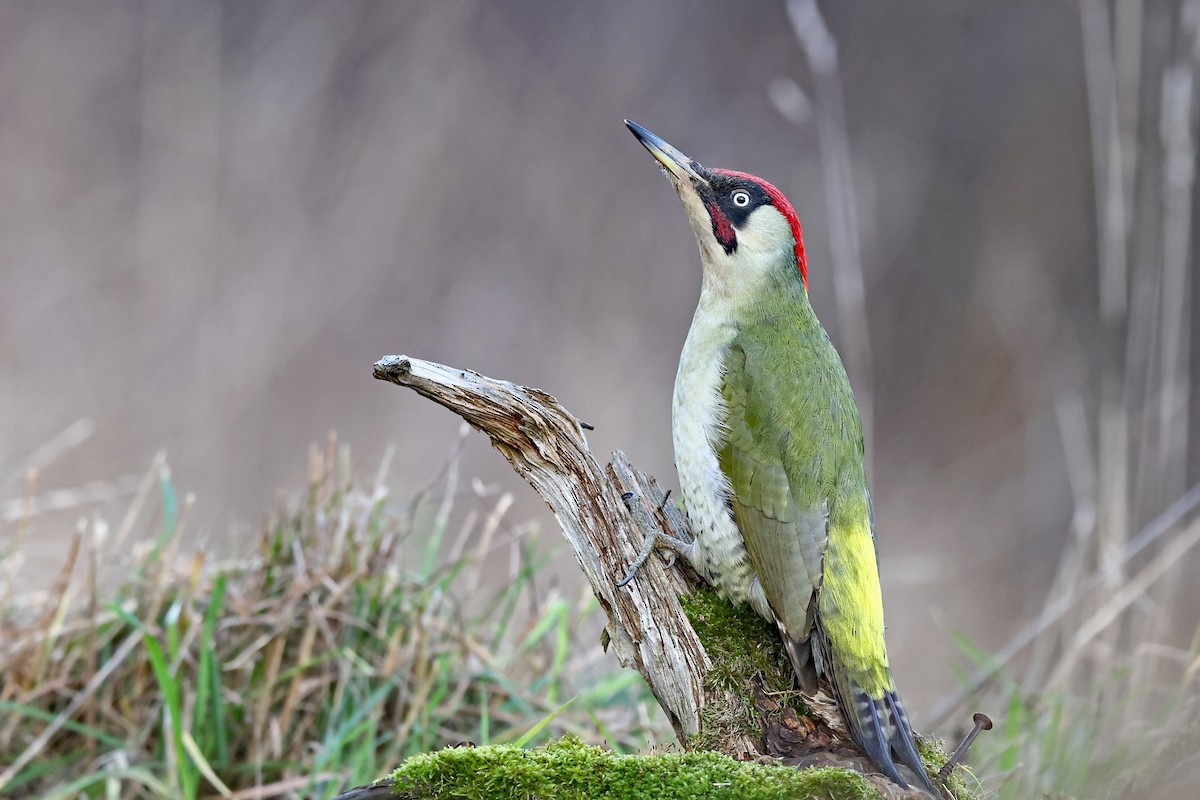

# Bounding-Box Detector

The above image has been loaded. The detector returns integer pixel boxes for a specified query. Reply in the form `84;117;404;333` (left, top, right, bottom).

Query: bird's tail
812;626;937;795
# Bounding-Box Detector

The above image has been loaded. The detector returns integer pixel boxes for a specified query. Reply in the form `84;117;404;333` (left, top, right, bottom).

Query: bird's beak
626;120;709;187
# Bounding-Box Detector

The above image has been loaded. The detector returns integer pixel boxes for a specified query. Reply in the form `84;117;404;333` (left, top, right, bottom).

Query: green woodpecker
626;120;935;794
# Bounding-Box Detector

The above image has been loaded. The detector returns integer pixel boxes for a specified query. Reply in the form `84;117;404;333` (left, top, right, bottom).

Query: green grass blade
512;695;578;749
0;701;127;750
112;604;198;800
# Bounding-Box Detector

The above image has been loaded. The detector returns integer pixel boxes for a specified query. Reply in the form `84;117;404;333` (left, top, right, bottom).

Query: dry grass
916;3;1200;797
0;437;656;799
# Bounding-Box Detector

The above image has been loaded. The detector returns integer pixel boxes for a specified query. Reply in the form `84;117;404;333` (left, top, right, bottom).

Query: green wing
720;325;935;793
719;339;831;650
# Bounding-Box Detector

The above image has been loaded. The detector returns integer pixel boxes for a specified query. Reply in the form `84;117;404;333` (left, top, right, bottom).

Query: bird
625;119;936;795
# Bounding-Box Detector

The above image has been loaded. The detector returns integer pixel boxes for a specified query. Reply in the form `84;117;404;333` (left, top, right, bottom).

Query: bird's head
626;120;808;301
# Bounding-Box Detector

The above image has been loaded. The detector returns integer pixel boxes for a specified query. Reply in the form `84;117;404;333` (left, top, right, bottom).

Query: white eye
731;190;751;207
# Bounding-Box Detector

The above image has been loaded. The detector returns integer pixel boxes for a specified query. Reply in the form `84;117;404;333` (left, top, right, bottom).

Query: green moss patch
916;735;983;800
679;587;808;750
390;735;882;799
679;587;796;697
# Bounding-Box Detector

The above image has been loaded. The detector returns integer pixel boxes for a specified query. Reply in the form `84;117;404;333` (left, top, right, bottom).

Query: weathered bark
366;355;940;799
372;355;710;742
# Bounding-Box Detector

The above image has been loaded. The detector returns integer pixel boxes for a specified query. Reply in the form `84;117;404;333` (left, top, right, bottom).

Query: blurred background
2;0;1198;761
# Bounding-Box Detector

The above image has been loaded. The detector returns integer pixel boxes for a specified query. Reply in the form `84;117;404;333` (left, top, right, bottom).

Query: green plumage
624;118;933;793
717;269;934;794
718;281;857;659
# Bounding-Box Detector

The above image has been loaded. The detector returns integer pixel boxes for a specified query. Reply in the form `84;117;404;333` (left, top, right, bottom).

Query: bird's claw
617;527;660;588
618;489;689;587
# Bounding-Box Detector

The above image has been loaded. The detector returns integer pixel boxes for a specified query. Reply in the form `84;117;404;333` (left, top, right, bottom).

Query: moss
915;735;984;800
390;735;882;799
679;587;795;696
679;589;967;797
678;587;808;751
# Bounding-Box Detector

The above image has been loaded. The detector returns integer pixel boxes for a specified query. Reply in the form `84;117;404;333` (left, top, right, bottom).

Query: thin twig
923;480;1200;728
1047;516;1200;688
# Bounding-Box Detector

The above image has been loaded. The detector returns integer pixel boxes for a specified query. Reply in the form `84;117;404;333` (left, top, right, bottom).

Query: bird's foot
617;489;692;587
